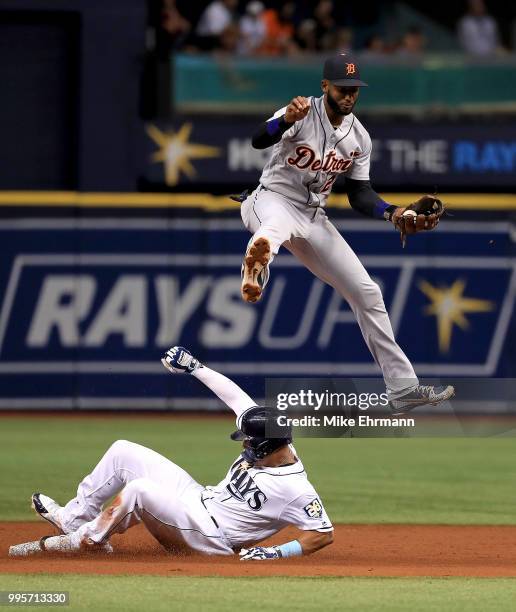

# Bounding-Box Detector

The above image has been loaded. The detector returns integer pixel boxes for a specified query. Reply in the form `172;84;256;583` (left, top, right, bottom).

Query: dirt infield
1;522;516;577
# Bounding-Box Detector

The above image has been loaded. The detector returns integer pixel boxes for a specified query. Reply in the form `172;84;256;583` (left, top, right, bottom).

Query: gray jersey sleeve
347;130;372;181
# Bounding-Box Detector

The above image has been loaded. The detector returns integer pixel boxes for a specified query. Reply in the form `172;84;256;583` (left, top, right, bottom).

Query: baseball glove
391;195;444;247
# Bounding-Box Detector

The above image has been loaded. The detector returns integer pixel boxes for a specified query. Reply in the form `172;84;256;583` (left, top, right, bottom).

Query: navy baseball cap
323;54;368;87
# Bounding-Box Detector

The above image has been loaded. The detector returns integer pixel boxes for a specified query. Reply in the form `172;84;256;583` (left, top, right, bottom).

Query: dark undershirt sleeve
252;115;294;149
345;178;397;220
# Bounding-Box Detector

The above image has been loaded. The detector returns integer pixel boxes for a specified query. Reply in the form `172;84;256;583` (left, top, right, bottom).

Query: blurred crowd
157;0;514;58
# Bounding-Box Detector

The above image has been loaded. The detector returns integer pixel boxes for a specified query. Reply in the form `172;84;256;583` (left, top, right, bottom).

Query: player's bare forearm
297;529;334;555
239;530;333;560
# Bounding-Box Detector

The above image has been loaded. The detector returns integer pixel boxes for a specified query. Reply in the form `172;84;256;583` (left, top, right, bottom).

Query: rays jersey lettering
225;457;267;511
203;450;333;549
259;94;372;208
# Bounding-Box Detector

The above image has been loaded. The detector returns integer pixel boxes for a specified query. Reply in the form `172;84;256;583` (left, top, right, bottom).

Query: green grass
1;417;515;524
1;575;516;611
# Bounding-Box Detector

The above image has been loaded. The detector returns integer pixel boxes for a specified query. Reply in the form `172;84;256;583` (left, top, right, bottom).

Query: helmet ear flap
230;430;246;441
242;445;259;464
243;436;293;464
233;406;292;464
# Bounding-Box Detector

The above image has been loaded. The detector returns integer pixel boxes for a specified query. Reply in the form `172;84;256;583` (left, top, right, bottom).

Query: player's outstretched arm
192;366;257;418
296;529;334;555
239;529;333;561
346;181;445;245
252;96;310;149
161;346;256;418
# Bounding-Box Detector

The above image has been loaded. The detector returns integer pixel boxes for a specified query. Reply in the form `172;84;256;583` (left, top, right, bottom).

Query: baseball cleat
32;493;66;534
162;346;201;374
390;385;455;416
241;237;271;303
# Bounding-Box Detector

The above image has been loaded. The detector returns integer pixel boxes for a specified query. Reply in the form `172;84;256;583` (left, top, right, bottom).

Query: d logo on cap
323;54;368;87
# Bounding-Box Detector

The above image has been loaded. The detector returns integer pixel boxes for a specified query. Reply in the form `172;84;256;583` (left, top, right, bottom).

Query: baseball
402;210;417;218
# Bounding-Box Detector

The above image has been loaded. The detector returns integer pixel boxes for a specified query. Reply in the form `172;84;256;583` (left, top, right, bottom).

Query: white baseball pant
241;186;418;398
60;440;233;555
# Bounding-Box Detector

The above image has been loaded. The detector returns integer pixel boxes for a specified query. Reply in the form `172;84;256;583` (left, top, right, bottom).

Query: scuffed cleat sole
241;238;271;303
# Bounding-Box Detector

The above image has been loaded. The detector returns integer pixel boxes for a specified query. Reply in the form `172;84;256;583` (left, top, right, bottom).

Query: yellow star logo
146;123;221;186
418;279;495;354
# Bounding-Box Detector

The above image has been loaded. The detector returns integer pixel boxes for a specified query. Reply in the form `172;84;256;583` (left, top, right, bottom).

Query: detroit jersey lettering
203;448;333;548
260;95;372;208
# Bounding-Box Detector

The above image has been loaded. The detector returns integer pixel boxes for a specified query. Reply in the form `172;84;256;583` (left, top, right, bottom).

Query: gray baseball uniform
241;95;418;398
260;95;371;207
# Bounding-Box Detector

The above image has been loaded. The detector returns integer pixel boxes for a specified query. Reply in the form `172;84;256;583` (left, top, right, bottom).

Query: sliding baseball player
10;347;333;560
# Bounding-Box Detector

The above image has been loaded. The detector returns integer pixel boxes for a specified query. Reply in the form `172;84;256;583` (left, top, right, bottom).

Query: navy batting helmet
230;406;292;464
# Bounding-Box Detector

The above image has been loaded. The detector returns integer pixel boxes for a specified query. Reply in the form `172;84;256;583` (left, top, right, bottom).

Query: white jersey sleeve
279;491;333;533
346;130;372;181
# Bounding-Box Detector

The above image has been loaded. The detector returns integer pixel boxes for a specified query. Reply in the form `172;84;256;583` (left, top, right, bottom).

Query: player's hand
239;546;281;561
161;346;200;374
390;195;444;247
284;96;310;124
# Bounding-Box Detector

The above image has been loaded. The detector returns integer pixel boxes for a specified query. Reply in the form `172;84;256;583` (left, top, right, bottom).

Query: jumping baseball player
237;53;453;414
10;347;333;560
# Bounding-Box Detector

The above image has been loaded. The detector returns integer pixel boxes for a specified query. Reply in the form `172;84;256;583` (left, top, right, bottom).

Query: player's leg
287;218;418;399
69;478;184;545
57;440;199;533
240;187;303;303
43;477;232;556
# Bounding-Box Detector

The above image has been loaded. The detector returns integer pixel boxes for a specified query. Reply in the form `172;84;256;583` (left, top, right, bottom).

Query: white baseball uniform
57;365;332;555
241;94;418;398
